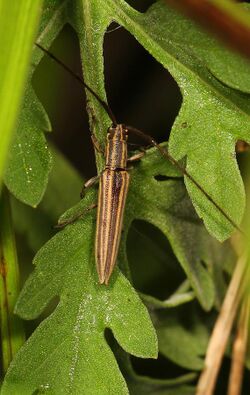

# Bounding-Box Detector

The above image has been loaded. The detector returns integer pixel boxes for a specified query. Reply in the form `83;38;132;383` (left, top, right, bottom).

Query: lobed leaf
4;0;250;393
4;86;52;207
59;145;216;310
2;195;157;394
11;146;83;252
4;0;68;206
2;145;219;394
10;0;250;229
104;0;250;241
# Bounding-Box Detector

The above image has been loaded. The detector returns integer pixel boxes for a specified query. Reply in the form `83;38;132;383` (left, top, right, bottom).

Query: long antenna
35;42;243;235
35;42;117;126
126;125;243;234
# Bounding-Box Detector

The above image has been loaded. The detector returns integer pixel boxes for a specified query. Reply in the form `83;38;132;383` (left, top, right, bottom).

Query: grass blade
0;0;43;185
0;188;25;373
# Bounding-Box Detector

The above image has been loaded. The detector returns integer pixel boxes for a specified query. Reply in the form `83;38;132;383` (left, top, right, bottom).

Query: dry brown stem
196;253;248;395
227;295;250;395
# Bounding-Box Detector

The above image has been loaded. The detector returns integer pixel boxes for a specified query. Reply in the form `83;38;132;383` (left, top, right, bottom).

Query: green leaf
4;0;249;392
59;146;215;309
128;375;196;395
2;193;157;394
116;349;196;395
11;0;249;227
127;220;188;301
11;146;83;252
154;304;210;371
4;0;68;206
128;149;216;310
6;0;248;230
68;0;249;241
129;385;195;395
168;2;250;93
141;288;195;310
0;1;43;187
127;221;195;307
2;146;216;393
4;86;52;207
110;0;250;241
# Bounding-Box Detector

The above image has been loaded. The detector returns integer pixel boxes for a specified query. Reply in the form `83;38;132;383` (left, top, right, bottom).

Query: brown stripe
95;170;130;284
105;171;129;282
105;125;128;170
95;124;129;284
95;174;104;282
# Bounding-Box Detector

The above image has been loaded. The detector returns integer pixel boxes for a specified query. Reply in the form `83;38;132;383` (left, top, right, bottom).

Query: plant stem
196;252;248;395
227;295;250;395
0;187;25;373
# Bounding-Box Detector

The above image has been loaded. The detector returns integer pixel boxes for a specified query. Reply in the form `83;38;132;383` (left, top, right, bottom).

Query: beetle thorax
105;125;128;170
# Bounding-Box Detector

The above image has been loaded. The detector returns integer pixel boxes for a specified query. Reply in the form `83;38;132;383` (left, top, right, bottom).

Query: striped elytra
95;125;130;284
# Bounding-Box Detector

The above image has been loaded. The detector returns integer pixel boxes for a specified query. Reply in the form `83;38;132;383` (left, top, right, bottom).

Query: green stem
0;188;25;374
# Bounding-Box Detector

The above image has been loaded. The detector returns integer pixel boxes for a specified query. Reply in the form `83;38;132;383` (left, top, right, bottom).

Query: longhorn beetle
36;43;242;285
